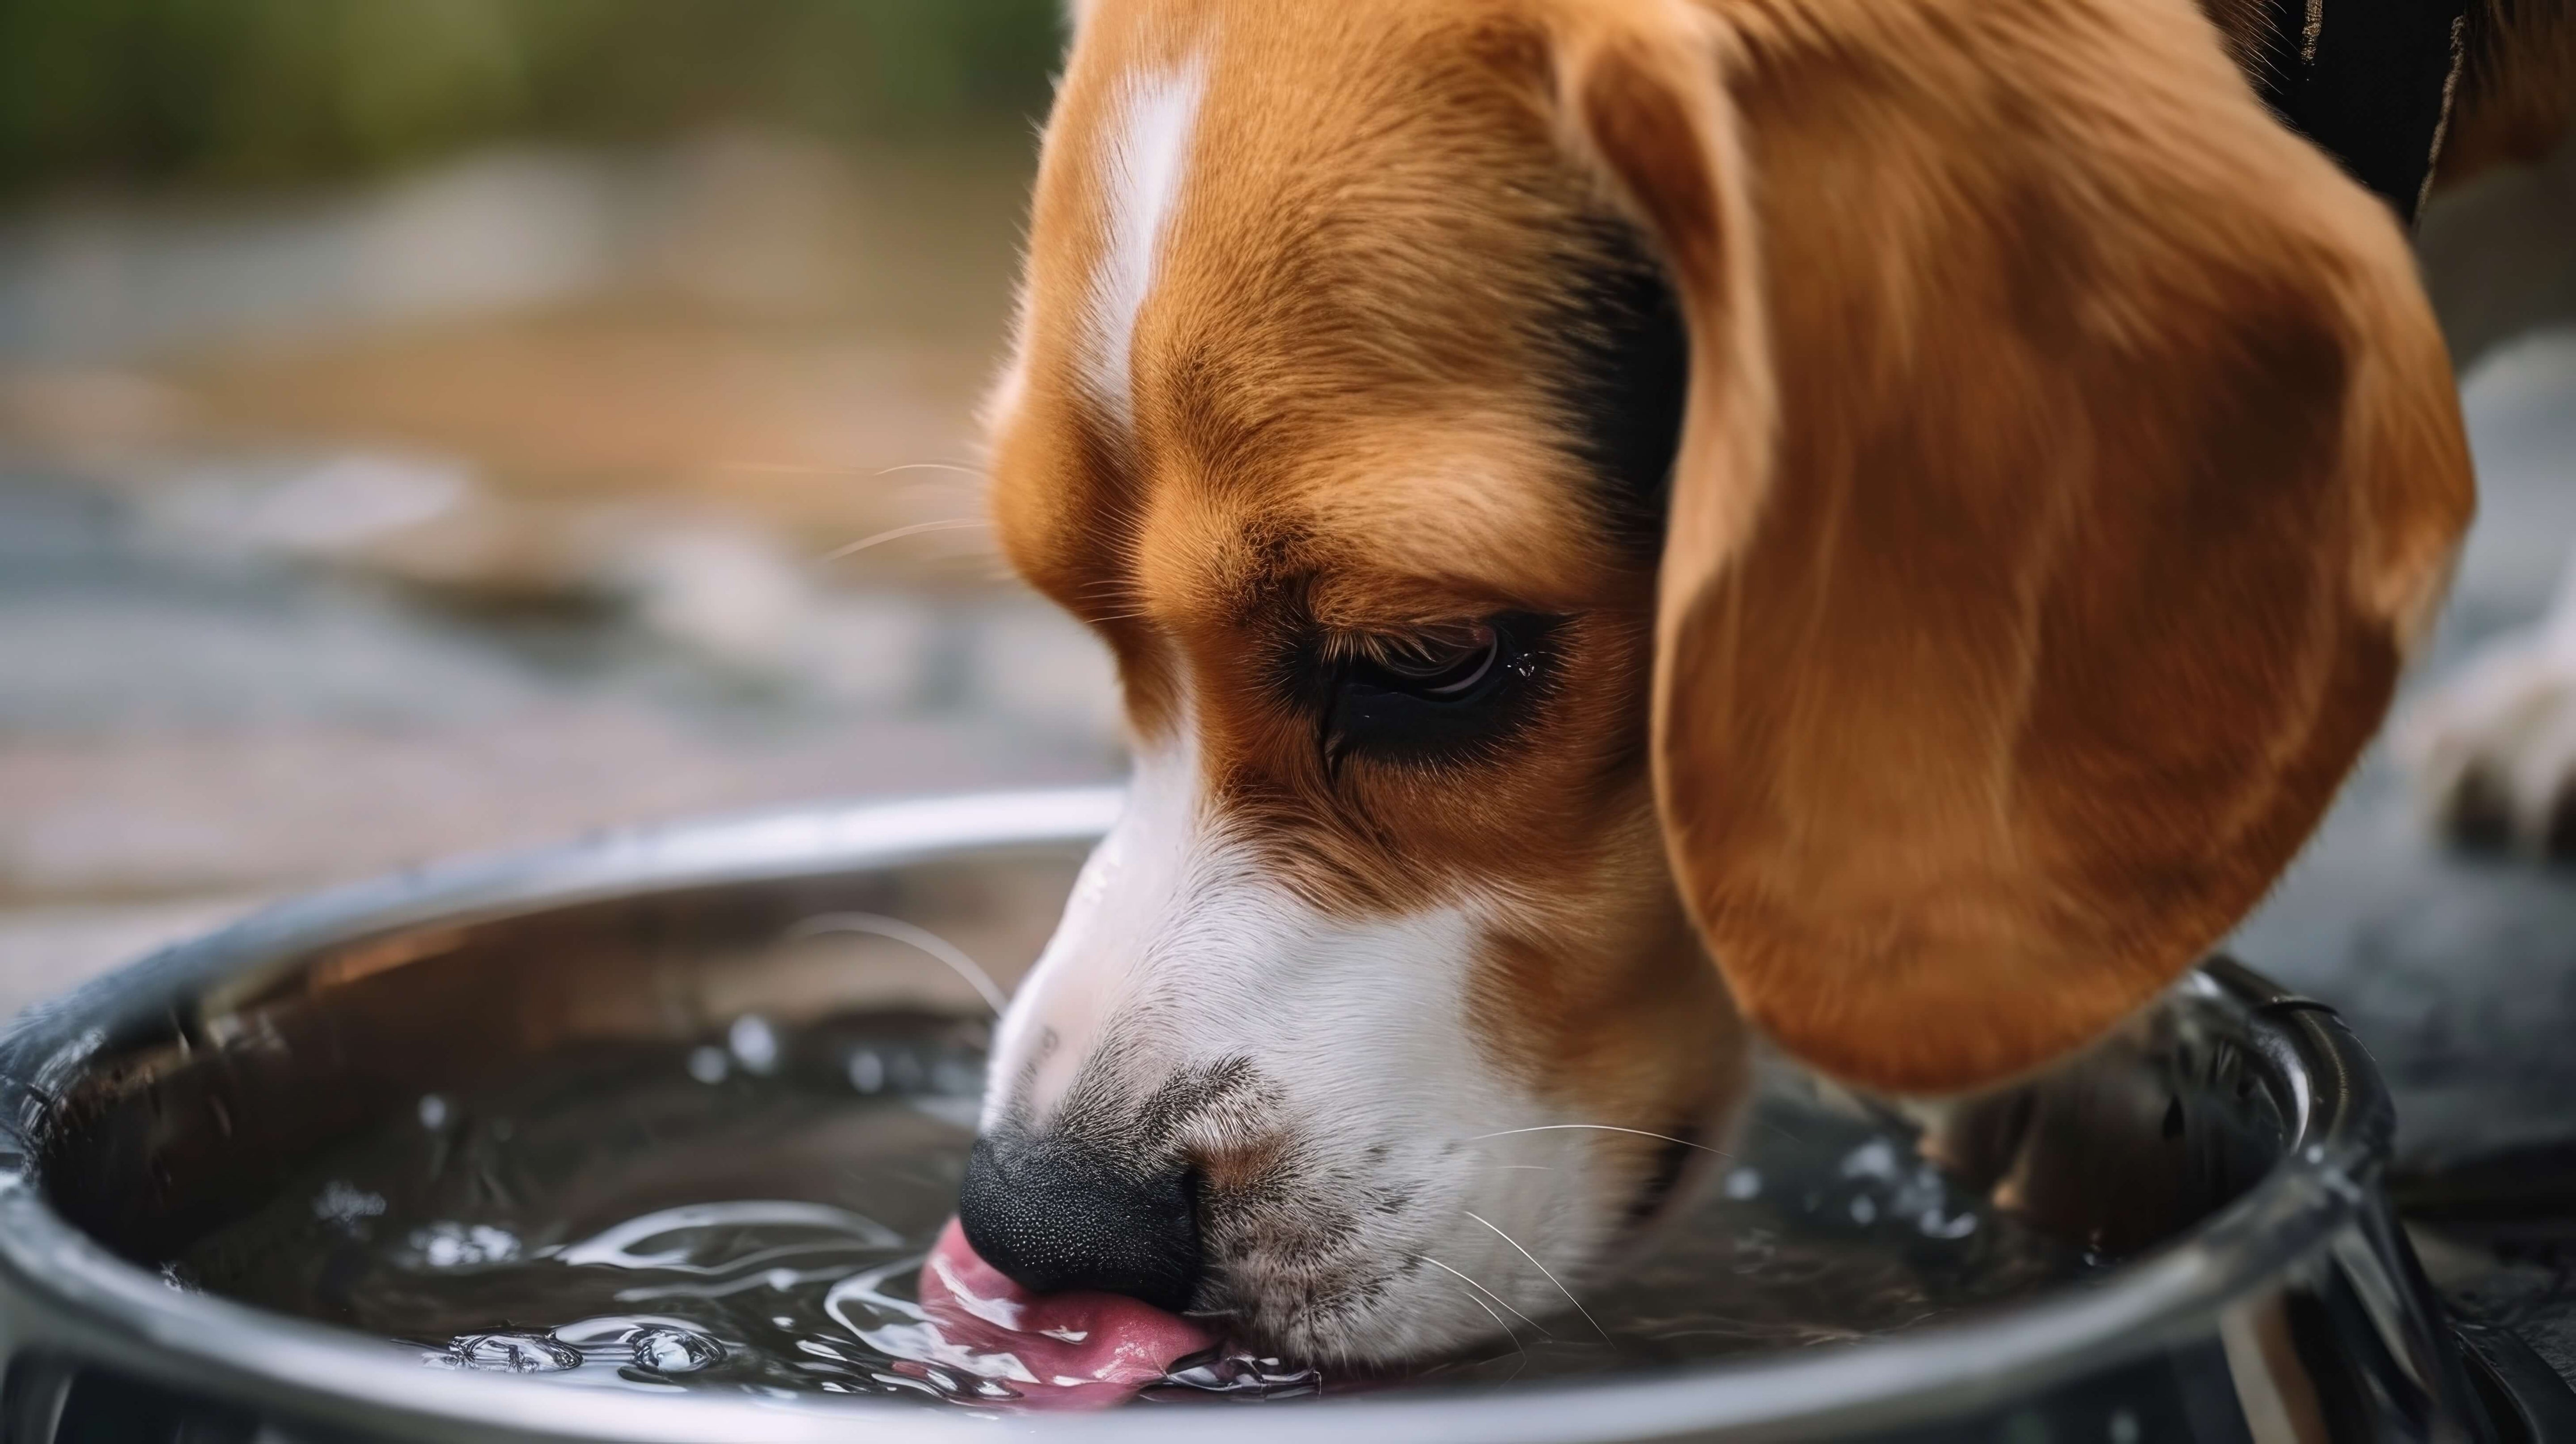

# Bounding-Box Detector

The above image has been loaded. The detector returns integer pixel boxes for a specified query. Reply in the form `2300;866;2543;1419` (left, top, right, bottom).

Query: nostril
957;1133;1205;1314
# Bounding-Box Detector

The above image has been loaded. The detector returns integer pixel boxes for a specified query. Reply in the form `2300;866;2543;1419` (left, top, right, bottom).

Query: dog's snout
958;1132;1203;1313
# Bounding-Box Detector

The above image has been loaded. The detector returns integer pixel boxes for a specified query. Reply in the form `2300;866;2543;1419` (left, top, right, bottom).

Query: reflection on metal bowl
0;789;2559;1441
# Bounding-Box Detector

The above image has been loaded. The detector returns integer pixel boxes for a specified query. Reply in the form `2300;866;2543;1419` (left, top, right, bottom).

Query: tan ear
1562;0;2473;1094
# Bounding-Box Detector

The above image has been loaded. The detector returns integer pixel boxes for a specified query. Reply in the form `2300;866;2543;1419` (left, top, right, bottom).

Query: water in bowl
168;1010;2085;1406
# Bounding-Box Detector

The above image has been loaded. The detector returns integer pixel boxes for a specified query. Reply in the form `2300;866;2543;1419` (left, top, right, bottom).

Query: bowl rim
0;787;2392;1444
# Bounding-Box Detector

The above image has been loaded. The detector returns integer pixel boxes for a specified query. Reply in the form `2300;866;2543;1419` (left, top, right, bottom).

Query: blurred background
0;0;2570;1104
0;0;1130;1011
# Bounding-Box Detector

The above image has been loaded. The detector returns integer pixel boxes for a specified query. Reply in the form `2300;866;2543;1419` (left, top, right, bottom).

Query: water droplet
729;1015;780;1075
631;1325;722;1375
2109;1407;2141;1444
408;1221;522;1270
417;1094;449;1130
451;1332;581;1374
1848;1194;1878;1225
687;1046;729;1084
1724;1167;1763;1200
849;1050;885;1093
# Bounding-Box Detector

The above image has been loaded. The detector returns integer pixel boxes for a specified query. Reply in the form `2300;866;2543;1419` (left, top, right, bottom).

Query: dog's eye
1353;624;1500;698
1321;613;1555;766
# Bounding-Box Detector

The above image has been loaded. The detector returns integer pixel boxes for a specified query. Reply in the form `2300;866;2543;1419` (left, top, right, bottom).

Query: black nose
957;1132;1203;1312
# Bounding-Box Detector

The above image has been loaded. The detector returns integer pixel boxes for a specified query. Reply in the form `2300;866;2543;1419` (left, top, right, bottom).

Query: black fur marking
1547;220;1691;559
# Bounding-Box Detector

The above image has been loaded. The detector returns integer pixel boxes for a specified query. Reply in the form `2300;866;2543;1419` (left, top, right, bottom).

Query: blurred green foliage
0;0;1063;195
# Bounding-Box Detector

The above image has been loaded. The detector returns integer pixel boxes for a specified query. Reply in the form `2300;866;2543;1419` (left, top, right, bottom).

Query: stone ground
0;458;1123;1015
0;133;1125;1017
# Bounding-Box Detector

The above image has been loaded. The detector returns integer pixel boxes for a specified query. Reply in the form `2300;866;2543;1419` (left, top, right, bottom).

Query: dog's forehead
995;0;1632;621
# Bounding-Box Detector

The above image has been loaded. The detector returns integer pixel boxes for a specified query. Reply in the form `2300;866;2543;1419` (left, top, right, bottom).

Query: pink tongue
914;1217;1216;1409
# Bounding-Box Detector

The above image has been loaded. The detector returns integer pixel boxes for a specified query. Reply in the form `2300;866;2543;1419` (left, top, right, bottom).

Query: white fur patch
1079;55;1208;433
983;722;1634;1360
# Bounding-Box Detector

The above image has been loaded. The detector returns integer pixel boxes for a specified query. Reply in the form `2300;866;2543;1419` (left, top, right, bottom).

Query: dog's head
963;0;2471;1362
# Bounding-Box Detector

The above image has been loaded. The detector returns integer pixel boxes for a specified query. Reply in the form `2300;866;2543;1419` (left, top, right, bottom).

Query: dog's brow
1302;575;1522;633
1287;469;1619;614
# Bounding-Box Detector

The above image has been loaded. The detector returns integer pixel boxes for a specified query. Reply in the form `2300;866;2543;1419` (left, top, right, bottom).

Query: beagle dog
957;0;2559;1364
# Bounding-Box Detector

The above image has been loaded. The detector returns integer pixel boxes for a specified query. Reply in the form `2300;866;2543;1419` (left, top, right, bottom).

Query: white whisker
873;461;991;479
784;912;1009;1015
1465;1210;1610;1343
1467;1124;1730;1157
1415;1254;1552;1340
1449;1285;1525;1364
819;518;991;561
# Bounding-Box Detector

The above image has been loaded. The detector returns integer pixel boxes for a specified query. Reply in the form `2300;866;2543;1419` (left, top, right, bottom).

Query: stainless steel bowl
0;789;2544;1442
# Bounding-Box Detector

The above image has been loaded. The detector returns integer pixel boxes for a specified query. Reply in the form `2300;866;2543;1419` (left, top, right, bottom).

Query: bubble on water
418;1094;450;1130
1723;1167;1763;1200
729;1015;780;1075
849;1050;885;1093
1918;1208;1979;1240
408;1221;522;1270
451;1332;582;1374
313;1180;387;1229
687;1046;729;1084
1848;1194;1879;1225
630;1325;723;1374
1839;1139;1900;1181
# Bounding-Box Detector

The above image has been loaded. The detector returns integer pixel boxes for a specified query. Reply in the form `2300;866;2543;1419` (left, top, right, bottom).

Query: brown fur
1563;0;2473;1091
994;0;2473;1106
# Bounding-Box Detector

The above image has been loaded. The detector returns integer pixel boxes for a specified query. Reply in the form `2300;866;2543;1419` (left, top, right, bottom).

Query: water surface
173;1011;2084;1406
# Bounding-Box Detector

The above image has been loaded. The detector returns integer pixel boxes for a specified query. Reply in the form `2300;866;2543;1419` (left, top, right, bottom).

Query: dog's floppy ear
1558;0;2472;1093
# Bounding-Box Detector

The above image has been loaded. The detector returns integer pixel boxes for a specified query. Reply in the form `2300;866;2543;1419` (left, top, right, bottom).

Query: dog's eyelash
1296;612;1562;772
1314;624;1487;669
